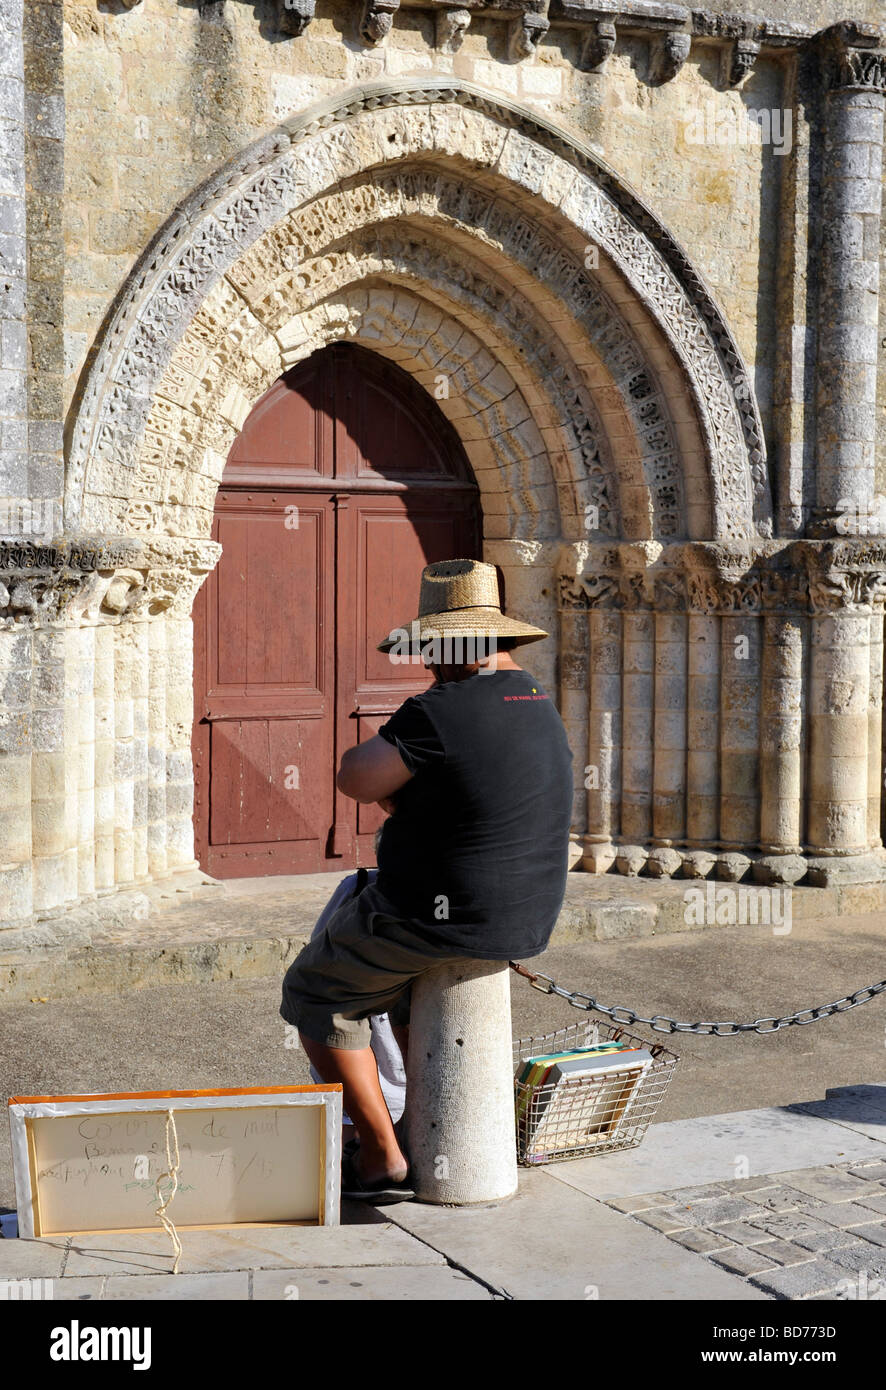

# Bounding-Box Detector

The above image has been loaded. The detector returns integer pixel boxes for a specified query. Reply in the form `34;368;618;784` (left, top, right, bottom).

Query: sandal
340;1151;415;1204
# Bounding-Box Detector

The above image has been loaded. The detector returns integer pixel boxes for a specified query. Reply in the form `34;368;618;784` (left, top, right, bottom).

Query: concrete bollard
404;958;518;1205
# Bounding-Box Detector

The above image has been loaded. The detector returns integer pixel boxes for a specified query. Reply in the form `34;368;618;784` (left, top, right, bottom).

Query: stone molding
557;539;886;615
65;78;770;545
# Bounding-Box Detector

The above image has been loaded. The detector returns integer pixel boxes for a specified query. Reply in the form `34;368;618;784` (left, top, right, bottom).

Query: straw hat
376;558;548;653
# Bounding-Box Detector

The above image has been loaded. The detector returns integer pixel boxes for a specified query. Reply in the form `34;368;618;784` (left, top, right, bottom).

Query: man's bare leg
299;1033;408;1183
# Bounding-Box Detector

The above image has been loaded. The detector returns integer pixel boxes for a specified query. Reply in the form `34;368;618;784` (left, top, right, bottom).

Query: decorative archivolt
66;79;770;543
119;207;701;543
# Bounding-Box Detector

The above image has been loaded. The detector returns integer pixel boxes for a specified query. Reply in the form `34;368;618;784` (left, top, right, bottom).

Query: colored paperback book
522;1048;654;1160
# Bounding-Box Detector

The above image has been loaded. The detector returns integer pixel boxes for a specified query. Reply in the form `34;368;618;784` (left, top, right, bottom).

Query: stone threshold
2;867;885;1004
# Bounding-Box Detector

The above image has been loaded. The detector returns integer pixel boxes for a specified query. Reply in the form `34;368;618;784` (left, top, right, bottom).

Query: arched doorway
192;342;482;877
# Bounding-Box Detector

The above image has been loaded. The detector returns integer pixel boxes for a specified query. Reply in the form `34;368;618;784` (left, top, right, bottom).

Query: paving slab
60;1222;443;1278
825;1241;886;1277
709;1246;779;1277
748;1258;852;1300
538;1105;886;1198
252;1265;493;1300
793;1084;886;1142
765;1168;883;1205
385;1169;766;1300
855;1192;886;1215
850;1222;886;1247
0;1237;67;1279
102;1273;250;1300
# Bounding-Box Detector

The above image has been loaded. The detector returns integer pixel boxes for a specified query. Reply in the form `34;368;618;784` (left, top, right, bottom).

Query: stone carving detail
580;20;616;73
67;83;769;546
361;0;399;45
277;0;316;38
651;31;692;84
722;38;760;87
510;9;550;62
436;8;471;53
557;540;886;618
0;538;221;628
817;22;886;94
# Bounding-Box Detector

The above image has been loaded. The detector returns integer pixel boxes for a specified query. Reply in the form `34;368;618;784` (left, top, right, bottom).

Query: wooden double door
192;344;481;877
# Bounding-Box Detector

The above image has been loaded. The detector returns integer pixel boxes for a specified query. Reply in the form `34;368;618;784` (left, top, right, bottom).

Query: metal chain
508;961;886;1036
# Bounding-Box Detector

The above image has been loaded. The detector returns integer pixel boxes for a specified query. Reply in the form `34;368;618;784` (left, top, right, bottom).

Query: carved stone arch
65;77;772;545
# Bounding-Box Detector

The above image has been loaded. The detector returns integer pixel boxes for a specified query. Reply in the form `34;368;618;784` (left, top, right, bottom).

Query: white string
154;1108;183;1275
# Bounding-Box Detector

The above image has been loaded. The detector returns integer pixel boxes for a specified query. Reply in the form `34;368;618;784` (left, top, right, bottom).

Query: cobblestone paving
606;1159;886;1300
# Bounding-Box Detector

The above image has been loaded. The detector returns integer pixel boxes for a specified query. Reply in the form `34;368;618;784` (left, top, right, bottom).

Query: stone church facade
0;0;885;930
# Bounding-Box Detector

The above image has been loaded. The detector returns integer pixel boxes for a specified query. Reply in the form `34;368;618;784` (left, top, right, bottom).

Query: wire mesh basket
513;1019;679;1165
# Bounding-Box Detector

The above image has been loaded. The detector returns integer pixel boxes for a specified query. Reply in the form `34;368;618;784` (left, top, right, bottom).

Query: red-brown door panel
208;717;330;847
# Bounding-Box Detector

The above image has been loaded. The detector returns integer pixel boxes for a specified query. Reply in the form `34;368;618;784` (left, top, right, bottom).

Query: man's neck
431;651;524;683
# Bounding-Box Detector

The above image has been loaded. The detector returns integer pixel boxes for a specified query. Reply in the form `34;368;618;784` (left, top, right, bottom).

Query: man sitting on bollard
280;559;574;1202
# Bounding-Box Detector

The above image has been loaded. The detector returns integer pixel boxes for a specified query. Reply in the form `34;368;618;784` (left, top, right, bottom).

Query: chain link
508;962;886;1036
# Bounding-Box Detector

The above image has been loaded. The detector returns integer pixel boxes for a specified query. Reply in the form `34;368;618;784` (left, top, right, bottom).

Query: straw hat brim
376;606;548;653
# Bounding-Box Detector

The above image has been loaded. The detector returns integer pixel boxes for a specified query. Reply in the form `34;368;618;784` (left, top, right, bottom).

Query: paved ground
3;884;886;1300
2;1094;885;1300
3;911;886;1208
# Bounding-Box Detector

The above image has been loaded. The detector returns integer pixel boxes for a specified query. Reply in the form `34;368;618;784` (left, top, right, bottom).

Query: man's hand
337;735;413;804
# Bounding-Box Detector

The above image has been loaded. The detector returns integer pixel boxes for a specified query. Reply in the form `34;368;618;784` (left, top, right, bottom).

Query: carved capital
817;22;886;95
580;20;616;73
0;536;221;628
361;0;400;46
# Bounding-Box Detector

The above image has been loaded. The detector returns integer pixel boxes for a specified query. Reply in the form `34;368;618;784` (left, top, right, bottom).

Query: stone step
1;867;884;1003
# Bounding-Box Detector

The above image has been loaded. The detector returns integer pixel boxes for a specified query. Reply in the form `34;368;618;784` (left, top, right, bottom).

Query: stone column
619;606;654;870
147;615;169;879
585;605;621;871
405;959;517;1205
93;623;116;893
114;625;135;887
651;605;687;857
806;583;871;868
75;624;96;901
131;621;150;882
868;598;884;848
685;611;719;850
165;614;199;871
0;628;32;923
758;608;806;878
31;628;68;916
719;612;762;850
557;595;589;849
812;25;886;531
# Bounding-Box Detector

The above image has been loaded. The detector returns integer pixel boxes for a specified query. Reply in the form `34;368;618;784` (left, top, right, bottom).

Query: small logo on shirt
504;687;549;701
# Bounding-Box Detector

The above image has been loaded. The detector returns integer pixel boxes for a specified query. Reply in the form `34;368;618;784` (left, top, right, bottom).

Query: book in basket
524;1049;654;1159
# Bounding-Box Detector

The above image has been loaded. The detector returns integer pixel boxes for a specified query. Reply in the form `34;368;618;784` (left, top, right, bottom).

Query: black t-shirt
376;667;574;959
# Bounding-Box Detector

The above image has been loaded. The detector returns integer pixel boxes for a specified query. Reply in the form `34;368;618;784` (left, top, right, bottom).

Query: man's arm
337;735;414;804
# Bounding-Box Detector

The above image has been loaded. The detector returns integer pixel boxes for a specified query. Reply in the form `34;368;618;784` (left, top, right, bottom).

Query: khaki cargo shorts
279;879;472;1050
